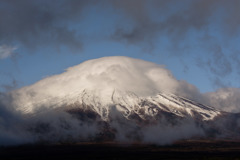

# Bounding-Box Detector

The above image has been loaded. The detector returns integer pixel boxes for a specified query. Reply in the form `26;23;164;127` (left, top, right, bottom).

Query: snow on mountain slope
10;56;220;121
78;90;220;121
149;93;220;120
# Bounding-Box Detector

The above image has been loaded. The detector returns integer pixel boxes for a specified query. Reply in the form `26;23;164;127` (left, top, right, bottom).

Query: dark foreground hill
1;140;240;160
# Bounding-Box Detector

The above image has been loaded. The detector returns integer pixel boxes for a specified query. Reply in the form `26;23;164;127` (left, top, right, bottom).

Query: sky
1;0;240;146
0;0;240;93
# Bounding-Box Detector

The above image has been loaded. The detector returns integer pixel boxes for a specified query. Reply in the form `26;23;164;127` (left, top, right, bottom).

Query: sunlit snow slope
11;56;221;121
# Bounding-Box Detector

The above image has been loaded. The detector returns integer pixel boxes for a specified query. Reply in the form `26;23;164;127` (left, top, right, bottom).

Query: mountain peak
4;57;239;145
12;56;183;111
10;56;220;121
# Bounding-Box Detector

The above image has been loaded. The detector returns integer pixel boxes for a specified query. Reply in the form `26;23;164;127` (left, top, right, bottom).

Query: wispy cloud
0;45;17;59
108;0;240;87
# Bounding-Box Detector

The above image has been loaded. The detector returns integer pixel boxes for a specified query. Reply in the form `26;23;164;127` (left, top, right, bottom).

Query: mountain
62;89;221;121
7;56;240;144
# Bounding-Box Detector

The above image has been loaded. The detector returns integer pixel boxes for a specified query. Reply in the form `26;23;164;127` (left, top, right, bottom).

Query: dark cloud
110;0;240;46
109;0;240;86
1;0;240;86
0;0;96;52
198;45;233;87
207;46;232;77
196;44;237;88
230;51;240;75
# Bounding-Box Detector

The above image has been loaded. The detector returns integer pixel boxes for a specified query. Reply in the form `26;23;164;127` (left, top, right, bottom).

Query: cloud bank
11;56;238;114
205;88;240;113
10;56;202;113
0;56;239;146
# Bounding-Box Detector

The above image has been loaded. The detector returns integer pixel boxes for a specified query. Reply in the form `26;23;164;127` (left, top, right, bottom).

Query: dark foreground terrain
1;140;240;160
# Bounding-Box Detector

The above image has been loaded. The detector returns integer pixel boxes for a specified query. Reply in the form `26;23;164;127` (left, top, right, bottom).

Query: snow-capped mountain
7;56;240;143
62;89;221;122
12;57;219;120
14;87;222;122
11;56;223;122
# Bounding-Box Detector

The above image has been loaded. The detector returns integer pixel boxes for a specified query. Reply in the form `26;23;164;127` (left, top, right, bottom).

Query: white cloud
7;56;240;113
10;56;200;112
204;88;240;113
1;56;240;146
0;45;17;59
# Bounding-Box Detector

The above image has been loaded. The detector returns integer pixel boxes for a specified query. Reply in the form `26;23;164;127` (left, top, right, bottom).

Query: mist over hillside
0;57;240;146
